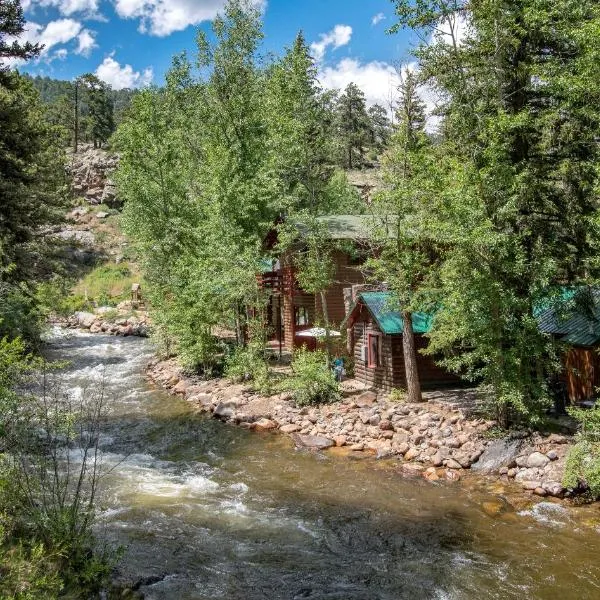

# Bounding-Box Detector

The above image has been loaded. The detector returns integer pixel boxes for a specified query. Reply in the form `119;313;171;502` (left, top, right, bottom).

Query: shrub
563;405;600;498
225;344;271;393
36;281;93;318
177;328;224;377
283;347;340;407
0;341;116;596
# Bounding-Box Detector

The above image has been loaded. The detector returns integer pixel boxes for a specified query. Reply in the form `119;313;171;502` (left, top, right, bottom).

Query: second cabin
343;291;460;392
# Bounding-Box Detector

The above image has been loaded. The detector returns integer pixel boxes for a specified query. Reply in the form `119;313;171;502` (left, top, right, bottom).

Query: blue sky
12;0;420;107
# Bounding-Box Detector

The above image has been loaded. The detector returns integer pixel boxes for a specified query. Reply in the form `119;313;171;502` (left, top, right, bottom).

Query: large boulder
471;437;525;474
291;434;335;450
75;311;96;328
526;451;550;469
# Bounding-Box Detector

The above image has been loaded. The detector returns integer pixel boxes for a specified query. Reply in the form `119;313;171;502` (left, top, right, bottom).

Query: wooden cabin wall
352;320;397;390
315;249;365;326
390;336;461;388
563;347;600;403
279;249;364;350
351;313;461;391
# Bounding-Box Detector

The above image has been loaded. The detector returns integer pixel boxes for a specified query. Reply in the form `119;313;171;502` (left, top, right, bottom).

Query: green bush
0;339;116;597
36;281;93;317
563;405;600;498
0;540;63;600
283;347;340;407
0;284;46;346
225;344;272;394
177;328;224;377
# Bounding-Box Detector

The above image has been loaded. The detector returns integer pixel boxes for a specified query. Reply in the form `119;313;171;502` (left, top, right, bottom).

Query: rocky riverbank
147;358;575;500
59;306;149;337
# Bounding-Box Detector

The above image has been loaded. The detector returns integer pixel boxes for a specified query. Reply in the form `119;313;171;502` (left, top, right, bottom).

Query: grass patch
72;262;141;307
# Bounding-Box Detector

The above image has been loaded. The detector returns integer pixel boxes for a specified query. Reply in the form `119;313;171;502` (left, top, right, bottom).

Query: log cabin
260;215;391;351
537;291;600;404
343;291;460;391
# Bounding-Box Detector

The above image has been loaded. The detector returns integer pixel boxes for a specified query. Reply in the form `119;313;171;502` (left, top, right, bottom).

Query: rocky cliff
67;144;120;207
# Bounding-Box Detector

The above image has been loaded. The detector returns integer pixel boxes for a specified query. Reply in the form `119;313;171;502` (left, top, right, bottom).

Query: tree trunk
320;290;332;367
402;311;422;402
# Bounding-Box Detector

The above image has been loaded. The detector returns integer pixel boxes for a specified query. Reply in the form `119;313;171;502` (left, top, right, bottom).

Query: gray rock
527;451;550;469
75;311;96;328
471;438;525;474
542;481;564;497
213;402;235;419
431;452;444;467
369;414;381;426
291;434;335;450
280;423;300;434
355;391;377;407
514;468;541;482
546;450;558;461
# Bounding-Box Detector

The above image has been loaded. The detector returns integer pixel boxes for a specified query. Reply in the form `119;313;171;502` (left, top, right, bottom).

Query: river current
46;328;600;599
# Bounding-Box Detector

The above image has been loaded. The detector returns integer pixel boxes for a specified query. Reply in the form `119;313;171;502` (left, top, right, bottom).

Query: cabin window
367;333;381;368
295;306;309;326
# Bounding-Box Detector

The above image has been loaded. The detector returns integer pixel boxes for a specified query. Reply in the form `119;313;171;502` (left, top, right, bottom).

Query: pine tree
367;103;391;156
78;74;115;148
265;31;330;213
0;0;41;85
335;82;370;169
0;0;67;342
390;0;600;424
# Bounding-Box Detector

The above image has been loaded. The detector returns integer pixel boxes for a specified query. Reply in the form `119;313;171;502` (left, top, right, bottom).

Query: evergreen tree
335;82;370;169
265;31;331;214
0;0;67;342
78;74;114;148
0;0;41;85
367;103;391;156
390;0;600;424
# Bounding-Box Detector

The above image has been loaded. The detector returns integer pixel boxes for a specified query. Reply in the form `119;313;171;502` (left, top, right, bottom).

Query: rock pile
67;144;120;207
64;308;148;337
146;359;573;499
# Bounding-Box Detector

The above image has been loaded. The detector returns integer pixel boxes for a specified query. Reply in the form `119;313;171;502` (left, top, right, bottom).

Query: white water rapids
45;328;600;599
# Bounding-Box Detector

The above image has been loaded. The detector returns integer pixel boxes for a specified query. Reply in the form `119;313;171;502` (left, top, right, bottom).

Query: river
46;328;600;599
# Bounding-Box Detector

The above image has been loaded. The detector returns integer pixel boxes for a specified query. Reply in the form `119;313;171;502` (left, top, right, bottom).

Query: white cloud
371;13;385;26
54;48;68;60
310;24;352;62
113;0;263;37
320;57;398;110
95;55;153;89
76;28;97;55
14;18;82;55
26;0;100;17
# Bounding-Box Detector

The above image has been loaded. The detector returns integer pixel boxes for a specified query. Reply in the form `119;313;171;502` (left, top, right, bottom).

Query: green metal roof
537;288;600;347
345;288;600;344
347;291;433;335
